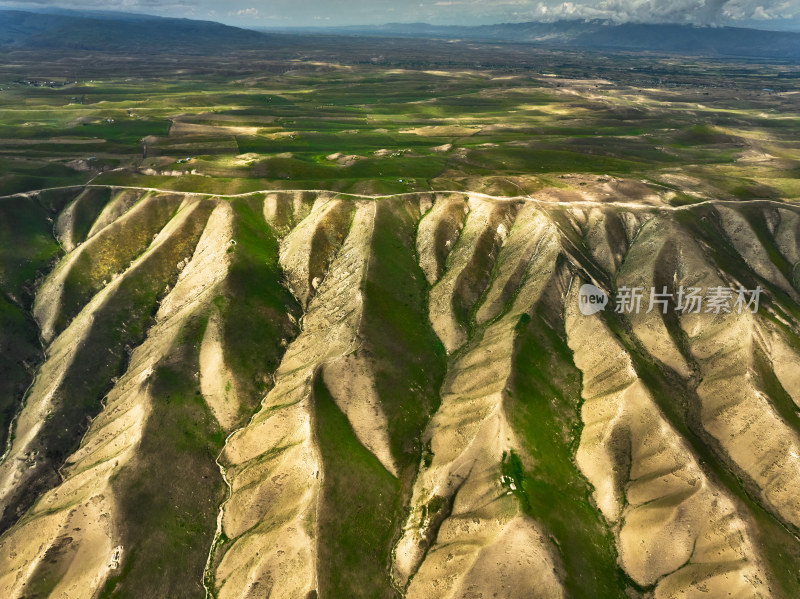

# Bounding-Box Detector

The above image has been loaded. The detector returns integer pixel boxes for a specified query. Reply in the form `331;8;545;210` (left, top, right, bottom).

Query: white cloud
230;6;258;17
473;0;800;25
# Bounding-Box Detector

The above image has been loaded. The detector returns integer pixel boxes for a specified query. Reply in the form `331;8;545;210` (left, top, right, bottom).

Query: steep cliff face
0;183;798;598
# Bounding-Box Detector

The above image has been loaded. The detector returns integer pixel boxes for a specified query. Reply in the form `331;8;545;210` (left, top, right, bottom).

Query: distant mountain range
0;10;271;53
293;20;800;60
1;9;800;60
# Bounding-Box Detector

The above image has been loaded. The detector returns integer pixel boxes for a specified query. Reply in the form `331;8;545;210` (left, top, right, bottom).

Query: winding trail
4;183;797;212
202;429;235;599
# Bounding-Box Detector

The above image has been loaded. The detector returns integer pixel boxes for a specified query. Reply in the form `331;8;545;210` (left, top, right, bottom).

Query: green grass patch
0;195;67;452
315;373;401;599
0;294;42;451
361;199;447;470
217;197;301;415
508;309;628;597
0;194;65;297
0;165;89;197
105;319;225;597
460;147;647;175
673;124;742;146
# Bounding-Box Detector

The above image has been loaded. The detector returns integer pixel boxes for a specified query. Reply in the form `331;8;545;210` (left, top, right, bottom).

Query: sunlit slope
0;183;798;598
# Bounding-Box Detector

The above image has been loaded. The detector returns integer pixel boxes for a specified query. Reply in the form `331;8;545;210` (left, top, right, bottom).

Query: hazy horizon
1;0;799;31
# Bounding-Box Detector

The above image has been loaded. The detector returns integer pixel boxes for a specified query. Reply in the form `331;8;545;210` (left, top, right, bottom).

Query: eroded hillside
0;180;799;598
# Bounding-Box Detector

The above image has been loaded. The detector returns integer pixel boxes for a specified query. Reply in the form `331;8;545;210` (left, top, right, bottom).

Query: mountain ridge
266;19;800;60
2;9;800;59
0;182;799;596
0;10;273;53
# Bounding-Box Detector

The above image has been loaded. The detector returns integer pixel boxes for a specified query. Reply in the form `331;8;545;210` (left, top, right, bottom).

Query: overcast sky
1;0;799;29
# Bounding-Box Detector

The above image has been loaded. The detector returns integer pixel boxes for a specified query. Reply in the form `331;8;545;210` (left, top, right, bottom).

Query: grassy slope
0;201;214;533
101;316;225;598
217;197;301;416
315;374;402;599
364;199;447;469
56;194;180;335
652;206;800;598
508;305;627;598
316;198;446;598
0;163;89;197
0;295;40;450
69;187;113;245
0;192;72;450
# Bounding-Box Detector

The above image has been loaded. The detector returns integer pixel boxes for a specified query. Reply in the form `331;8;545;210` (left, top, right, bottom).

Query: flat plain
1;43;799;201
